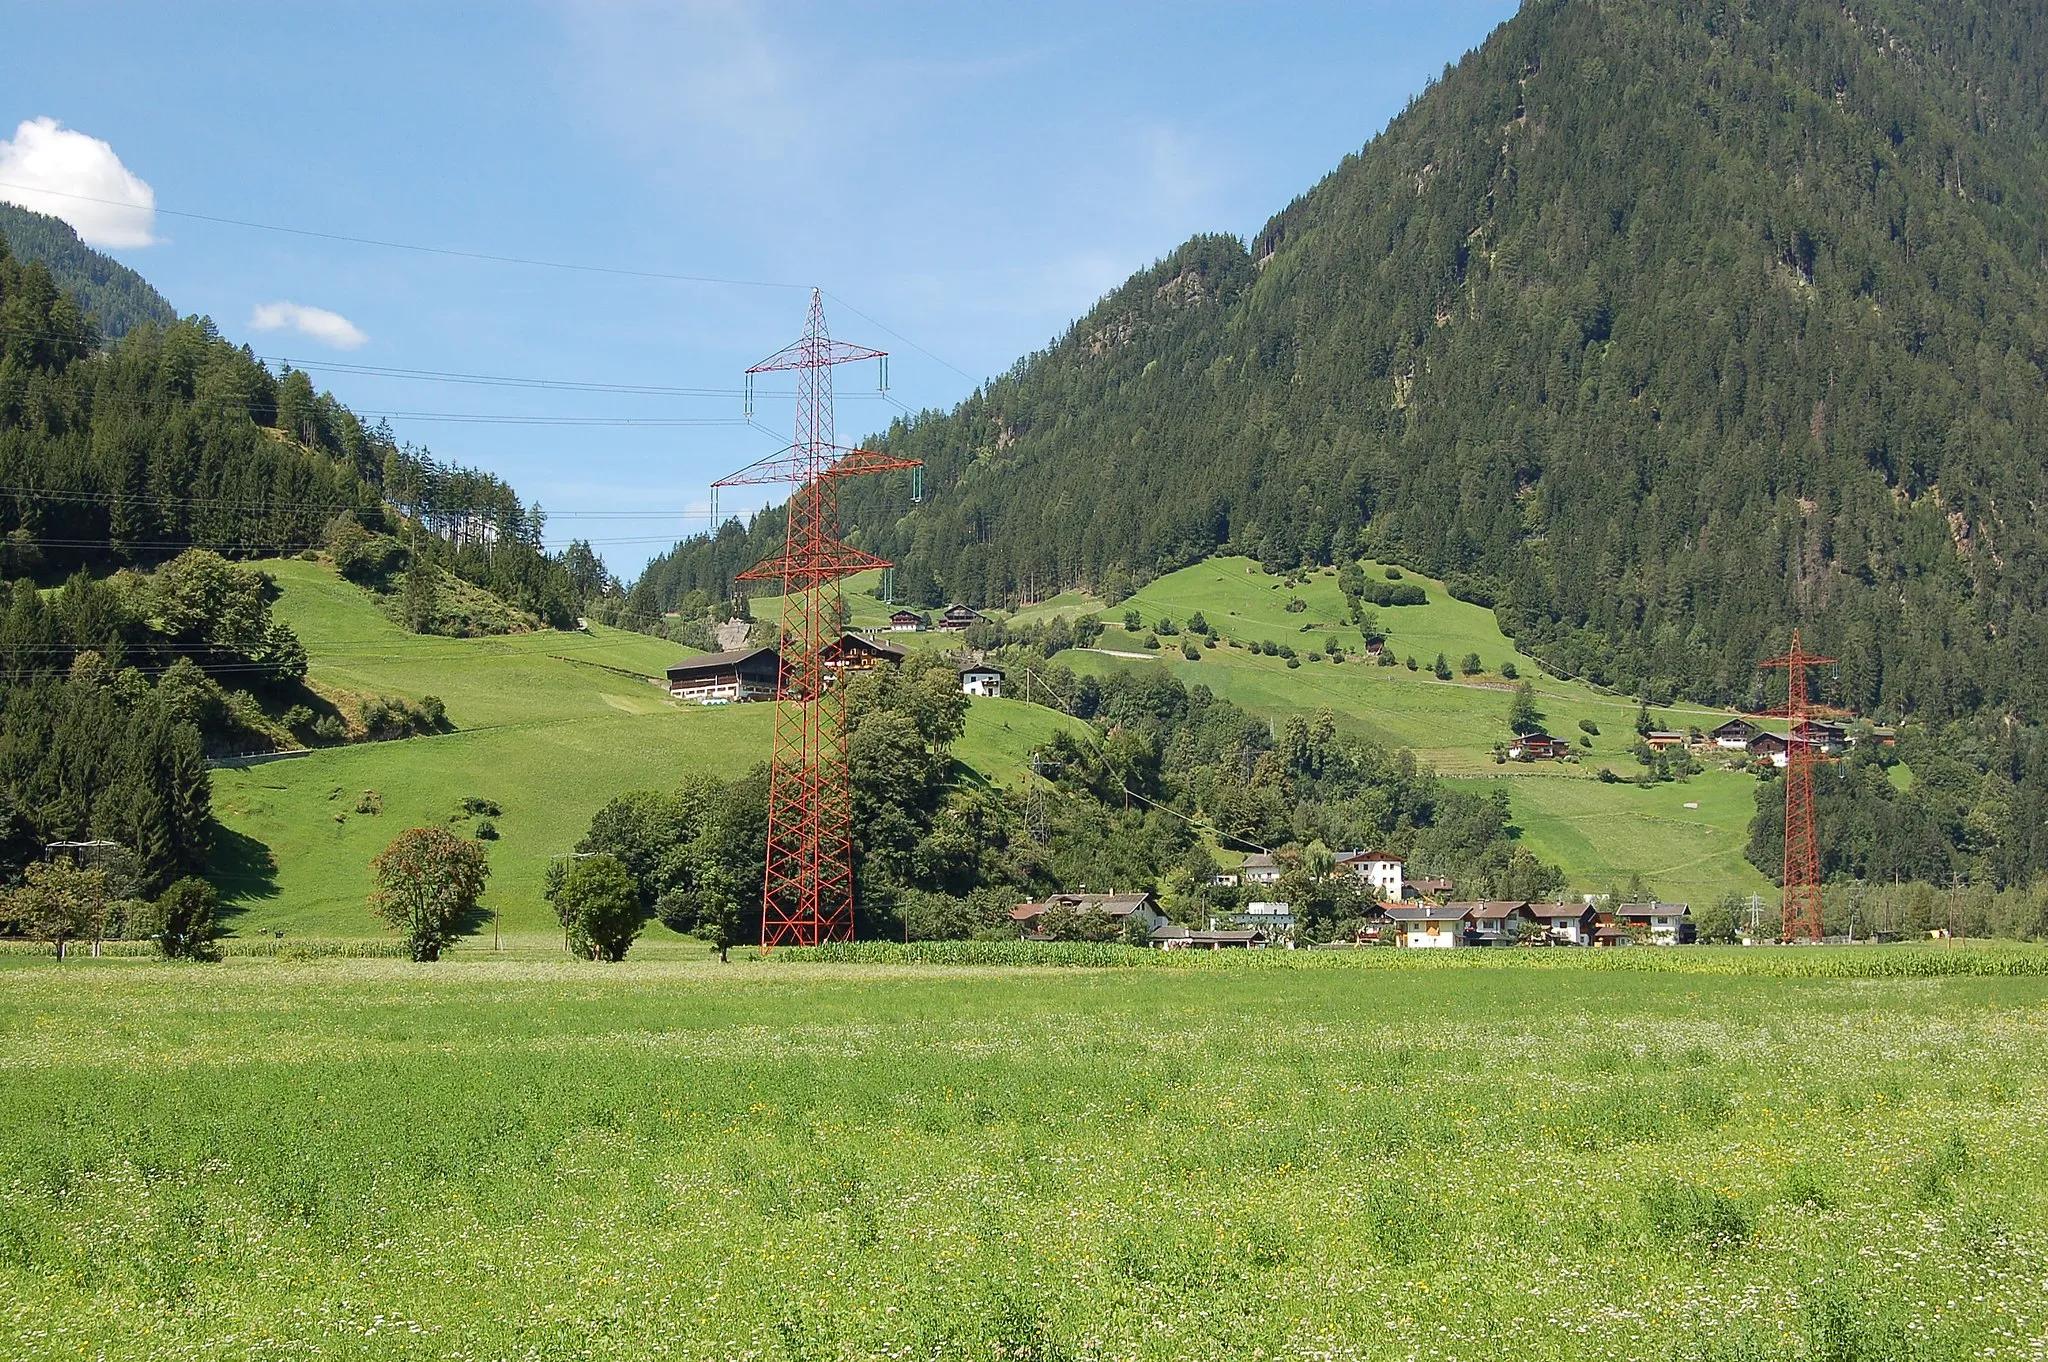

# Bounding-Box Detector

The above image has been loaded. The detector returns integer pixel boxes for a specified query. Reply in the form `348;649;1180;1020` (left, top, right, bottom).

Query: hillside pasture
214;561;1075;940
1476;767;1773;904
1048;557;1780;896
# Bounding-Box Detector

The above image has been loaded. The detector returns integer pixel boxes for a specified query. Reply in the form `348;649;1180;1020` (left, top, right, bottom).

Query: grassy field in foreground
215;560;1074;938
3;954;2043;1360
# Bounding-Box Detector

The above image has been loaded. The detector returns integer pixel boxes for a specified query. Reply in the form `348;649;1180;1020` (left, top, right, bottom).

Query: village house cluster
1507;715;1894;766
663;606;1005;703
1009;848;1696;949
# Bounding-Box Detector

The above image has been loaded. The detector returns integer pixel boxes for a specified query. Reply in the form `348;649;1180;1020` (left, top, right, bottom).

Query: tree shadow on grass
208;824;279;930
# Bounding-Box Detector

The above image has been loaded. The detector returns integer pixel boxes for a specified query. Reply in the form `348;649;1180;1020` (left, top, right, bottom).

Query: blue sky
1;2;1515;577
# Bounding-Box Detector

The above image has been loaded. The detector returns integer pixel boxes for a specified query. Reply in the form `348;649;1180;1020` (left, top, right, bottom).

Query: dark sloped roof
666;647;777;677
828;633;908;659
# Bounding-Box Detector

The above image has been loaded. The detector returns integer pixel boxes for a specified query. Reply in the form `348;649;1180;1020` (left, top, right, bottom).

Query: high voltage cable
257;357;751;397
2;325;894;402
0;181;803;292
0;484;714;521
0;533;706;550
266;356;892;402
0;182;979;385
820;291;975;383
332;410;754;428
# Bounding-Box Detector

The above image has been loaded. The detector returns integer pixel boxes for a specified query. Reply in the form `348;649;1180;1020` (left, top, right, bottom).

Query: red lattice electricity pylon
1758;629;1838;943
714;291;919;947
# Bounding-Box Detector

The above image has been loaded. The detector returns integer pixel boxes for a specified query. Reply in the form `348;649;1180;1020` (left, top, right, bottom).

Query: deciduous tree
557;853;642;962
369;827;489;961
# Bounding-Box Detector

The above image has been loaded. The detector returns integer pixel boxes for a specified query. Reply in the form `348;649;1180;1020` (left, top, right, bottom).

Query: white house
1151;924;1266;949
959;662;1004;698
1709;717;1761;751
1383;903;1472;948
1337;850;1404;900
1616;902;1695;945
1224;901;1296;934
1540;902;1600;945
1238;852;1282;885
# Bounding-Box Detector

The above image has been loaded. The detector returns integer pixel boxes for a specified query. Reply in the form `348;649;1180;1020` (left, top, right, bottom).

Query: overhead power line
0;182;977;387
0;325;898;403
0;181;803;292
0;483;721;523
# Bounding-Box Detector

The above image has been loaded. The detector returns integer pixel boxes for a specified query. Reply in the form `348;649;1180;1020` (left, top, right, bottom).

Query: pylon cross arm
735;540;892;584
714;444;920;490
747;339;885;374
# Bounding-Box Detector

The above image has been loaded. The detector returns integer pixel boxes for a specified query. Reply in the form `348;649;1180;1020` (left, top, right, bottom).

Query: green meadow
213;560;1068;939
1075;556;1740;770
3;950;2044;1360
1053;557;1778;899
219;553;1781;935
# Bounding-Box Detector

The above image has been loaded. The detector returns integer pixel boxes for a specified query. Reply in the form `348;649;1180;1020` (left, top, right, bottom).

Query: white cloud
249;301;368;350
0;117;158;248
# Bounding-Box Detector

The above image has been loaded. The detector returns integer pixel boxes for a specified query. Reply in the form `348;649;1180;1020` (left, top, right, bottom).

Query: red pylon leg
1760;628;1834;944
1782;737;1824;943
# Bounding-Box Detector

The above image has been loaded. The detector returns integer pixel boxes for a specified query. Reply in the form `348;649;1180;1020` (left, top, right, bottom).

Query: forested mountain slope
644;0;2048;727
0;203;175;338
0;231;593;903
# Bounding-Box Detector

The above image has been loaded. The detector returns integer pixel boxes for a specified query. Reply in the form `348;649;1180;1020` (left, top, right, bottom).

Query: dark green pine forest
646;0;2048;726
0;202;176;339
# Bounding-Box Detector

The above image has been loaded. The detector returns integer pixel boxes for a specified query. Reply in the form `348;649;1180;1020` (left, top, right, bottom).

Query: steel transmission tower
714;291;920;947
1759;630;1837;943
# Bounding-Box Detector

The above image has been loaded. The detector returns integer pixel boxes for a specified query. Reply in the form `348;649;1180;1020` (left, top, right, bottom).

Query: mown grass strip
769;939;2048;977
